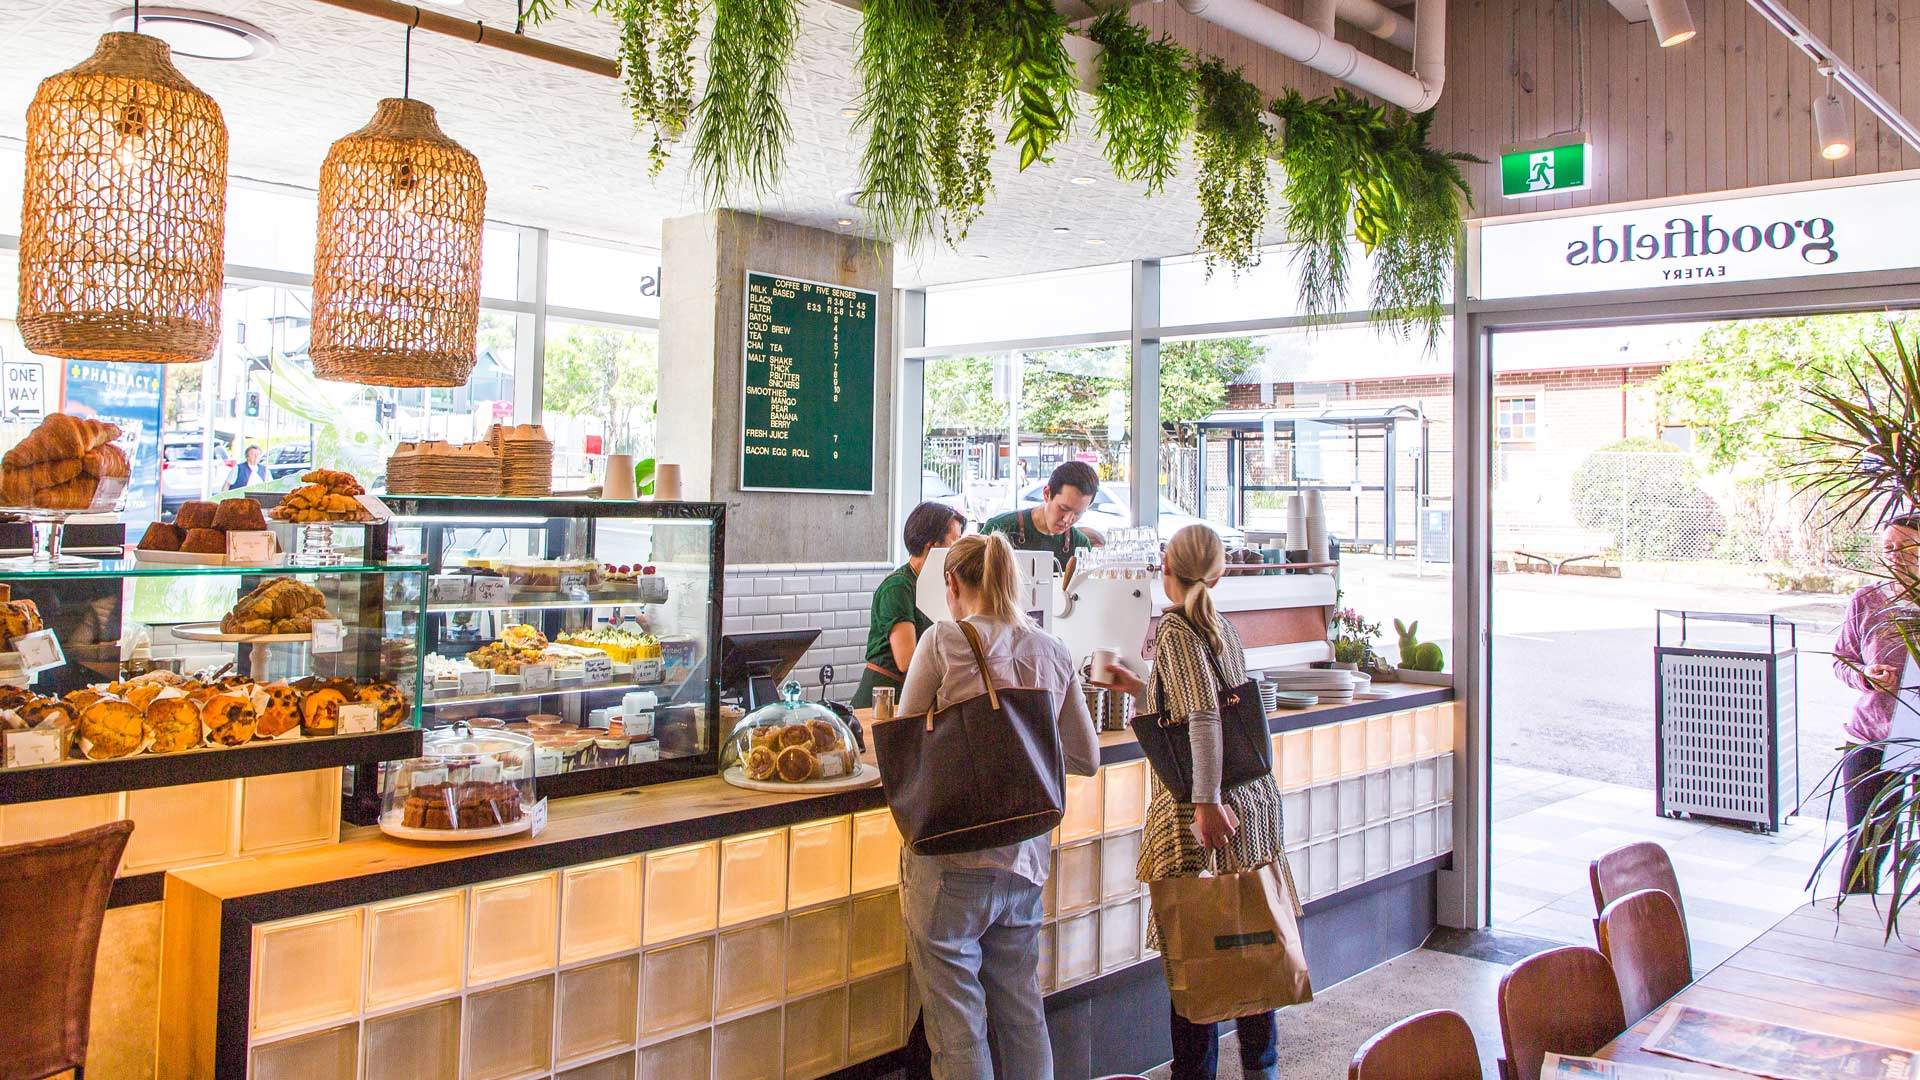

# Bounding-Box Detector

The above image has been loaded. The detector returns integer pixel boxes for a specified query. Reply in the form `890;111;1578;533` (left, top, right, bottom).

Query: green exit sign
1501;141;1591;198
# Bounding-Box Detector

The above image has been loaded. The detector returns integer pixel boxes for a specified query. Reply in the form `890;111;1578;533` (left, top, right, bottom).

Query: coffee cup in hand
1090;648;1120;684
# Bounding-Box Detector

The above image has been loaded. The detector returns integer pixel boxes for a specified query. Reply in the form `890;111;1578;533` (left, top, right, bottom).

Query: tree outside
542;323;660;457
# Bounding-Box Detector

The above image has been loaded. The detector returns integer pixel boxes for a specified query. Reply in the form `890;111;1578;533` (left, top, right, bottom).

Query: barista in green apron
851;501;966;709
980;460;1100;578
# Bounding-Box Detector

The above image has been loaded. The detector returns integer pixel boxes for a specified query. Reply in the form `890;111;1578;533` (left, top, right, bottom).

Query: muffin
213;498;268;531
300;686;347;736
255;684;304;739
174;500;219;530
145;697;202;753
202;693;256;746
78;699;143;759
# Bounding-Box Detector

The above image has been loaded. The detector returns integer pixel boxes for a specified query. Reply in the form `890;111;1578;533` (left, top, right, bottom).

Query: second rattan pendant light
310;86;487;386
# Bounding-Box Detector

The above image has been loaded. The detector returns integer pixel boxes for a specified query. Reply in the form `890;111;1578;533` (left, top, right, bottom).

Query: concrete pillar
657;210;897;564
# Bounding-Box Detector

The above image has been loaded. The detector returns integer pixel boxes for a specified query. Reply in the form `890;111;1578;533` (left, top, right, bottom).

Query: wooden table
1597;897;1920;1073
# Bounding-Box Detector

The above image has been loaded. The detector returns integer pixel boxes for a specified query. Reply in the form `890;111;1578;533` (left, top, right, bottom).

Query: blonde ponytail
1164;525;1225;652
944;533;1030;626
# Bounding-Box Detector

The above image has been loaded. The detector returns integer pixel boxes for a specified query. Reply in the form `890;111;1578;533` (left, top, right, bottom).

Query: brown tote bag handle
923;619;999;729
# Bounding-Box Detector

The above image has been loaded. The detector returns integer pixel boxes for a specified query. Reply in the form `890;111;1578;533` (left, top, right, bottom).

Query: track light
1815;73;1853;160
1648;0;1696;46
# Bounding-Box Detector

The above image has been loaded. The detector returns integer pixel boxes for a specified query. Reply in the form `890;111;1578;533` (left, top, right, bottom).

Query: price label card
522;664;554;690
559;572;589;595
3;727;62;767
428;575;472;605
225;530;277;565
457;669;493;697
529;797;550;838
311;619;344;654
338;703;378;734
471;576;510;605
15;629;64;673
582;655;614;684
354;494;392;522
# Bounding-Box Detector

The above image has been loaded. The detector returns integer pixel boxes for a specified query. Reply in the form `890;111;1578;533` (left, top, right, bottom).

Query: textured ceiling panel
0;0;1293;287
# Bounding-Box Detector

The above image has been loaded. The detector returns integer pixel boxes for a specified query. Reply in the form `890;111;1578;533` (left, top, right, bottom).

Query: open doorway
1485;310;1912;967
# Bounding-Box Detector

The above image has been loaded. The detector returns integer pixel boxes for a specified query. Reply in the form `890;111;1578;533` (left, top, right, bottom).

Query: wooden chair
1350;1009;1485;1080
1589;841;1686;939
0;820;133;1080
1597;888;1693;1027
1496;945;1626;1080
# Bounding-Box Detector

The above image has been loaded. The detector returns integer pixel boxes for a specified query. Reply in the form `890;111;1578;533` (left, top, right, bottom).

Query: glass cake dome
379;721;536;838
720;680;859;784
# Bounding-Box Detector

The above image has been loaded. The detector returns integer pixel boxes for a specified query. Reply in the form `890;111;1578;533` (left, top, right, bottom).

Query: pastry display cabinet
375;498;725;801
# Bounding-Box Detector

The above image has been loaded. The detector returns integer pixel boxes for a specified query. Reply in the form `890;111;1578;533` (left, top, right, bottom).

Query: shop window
922;345;1129;526
540;320;659;490
547;237;661;319
923;264;1129;349
1496;396;1538;446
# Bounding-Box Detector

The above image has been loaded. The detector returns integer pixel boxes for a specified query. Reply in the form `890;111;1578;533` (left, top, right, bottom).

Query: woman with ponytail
894;532;1099;1080
1094;525;1295;1080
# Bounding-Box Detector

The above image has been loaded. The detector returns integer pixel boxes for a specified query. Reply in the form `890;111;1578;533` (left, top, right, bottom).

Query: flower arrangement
1329;607;1382;668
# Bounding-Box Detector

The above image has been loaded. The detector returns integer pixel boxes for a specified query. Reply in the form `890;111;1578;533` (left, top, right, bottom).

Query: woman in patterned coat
1094;524;1296;1080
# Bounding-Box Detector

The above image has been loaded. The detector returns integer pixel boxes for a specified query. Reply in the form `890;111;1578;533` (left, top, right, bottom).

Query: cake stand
0;503;124;569
173;622;316;677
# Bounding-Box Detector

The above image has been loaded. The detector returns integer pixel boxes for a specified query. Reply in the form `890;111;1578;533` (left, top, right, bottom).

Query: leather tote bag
872;620;1066;856
1128;612;1273;802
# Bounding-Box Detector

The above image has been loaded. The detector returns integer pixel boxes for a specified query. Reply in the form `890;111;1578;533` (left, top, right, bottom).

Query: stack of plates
1266;667;1357;705
1257;681;1279;713
492;424;555;497
388;440;502;496
1271;690;1320;710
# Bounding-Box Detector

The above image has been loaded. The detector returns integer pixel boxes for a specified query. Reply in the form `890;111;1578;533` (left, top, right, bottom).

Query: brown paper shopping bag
1148;851;1313;1025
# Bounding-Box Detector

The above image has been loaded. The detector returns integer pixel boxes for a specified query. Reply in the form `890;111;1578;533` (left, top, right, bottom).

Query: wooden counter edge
157;873;224;1079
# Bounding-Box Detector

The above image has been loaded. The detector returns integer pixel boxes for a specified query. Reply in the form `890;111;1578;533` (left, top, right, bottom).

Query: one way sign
2;361;46;423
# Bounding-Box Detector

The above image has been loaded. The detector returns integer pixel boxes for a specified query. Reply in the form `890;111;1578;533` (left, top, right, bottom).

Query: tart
300;686;348;736
203;693;256;746
777;724;813;750
255;684;304;739
145;697;203;753
745;744;778;781
774;745;817;783
78;699;144;759
807;718;840;753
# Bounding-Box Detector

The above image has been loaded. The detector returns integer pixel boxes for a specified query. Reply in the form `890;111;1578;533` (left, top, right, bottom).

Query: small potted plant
1328;607;1381;671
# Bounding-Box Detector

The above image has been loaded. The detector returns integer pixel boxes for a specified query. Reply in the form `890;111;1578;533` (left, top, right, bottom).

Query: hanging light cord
132;0;140;32
403;8;419;99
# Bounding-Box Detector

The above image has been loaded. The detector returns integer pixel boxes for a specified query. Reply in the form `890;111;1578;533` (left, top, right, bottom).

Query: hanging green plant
1192;60;1271;276
1365;110;1481;348
854;0;944;244
926;2;999;245
691;0;798;199
1087;8;1194;196
523;0;700;176
1271;88;1383;316
994;0;1077;172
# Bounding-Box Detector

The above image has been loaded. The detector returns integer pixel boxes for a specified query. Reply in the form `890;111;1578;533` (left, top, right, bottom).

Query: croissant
3;414;120;469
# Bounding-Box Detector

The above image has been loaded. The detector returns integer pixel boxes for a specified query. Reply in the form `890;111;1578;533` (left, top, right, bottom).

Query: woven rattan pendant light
17;30;228;364
309;25;486;388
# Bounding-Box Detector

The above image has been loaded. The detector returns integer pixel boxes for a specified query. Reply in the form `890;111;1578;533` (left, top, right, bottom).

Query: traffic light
244;390;262;418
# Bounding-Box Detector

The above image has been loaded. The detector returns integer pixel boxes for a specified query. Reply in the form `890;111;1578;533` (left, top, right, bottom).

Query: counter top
170;681;1451;911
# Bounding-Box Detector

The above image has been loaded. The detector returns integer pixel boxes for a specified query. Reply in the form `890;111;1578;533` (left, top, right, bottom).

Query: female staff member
851;501;965;709
895;533;1099;1080
1095;525;1294;1080
1830;514;1920;894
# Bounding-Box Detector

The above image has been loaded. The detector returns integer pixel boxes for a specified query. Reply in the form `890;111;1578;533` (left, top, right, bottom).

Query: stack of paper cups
1304;490;1329;568
1285;495;1307;554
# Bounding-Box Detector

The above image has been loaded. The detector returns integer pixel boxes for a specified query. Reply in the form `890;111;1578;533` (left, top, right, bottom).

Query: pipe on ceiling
310;0;620;79
1177;0;1445;112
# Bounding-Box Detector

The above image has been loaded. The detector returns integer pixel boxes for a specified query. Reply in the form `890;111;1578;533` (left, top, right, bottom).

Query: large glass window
923;345;1130;528
540;320;660;490
923;264;1130;349
547;237;661;319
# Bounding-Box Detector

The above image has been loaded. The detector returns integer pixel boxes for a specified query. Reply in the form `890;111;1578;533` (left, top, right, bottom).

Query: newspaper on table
1643;1005;1919;1080
1543;1053;1688;1078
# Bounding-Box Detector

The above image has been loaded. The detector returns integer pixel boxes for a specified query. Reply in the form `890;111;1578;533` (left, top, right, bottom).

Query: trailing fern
1271;89;1378;316
1088;8;1194;196
855;0;944;245
927;2;999;244
1192;60;1271;276
523;0;699;176
995;0;1077;172
692;0;798;199
1366;110;1479;348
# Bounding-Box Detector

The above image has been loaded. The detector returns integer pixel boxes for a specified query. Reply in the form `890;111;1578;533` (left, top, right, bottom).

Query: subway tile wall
722;563;894;705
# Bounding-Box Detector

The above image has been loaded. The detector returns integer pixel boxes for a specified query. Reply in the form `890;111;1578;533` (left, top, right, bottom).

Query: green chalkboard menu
740;271;877;494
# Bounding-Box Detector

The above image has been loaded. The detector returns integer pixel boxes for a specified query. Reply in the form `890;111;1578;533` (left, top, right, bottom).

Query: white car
1016;482;1246;546
160;435;234;512
920;471;969;516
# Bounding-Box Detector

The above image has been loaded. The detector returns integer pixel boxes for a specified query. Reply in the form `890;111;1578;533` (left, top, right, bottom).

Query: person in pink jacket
1829;514;1920;893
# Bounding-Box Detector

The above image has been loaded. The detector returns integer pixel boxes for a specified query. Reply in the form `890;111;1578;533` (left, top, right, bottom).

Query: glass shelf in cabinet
0;559;430;582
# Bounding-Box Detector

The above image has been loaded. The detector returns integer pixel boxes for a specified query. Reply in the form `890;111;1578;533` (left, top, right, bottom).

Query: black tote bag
1128;612;1273;802
872;620;1066;857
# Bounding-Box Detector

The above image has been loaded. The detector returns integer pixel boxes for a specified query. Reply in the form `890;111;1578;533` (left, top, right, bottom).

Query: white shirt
897;615;1100;886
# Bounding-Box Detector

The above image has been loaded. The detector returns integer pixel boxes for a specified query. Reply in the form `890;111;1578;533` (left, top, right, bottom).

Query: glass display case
377;497;724;801
0;515;429;805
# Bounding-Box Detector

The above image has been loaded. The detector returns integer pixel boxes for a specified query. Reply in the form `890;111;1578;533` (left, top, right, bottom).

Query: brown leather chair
1497;945;1626;1080
1597;888;1693;1027
1589;841;1686;940
1350;1009;1485;1080
0;820;133;1080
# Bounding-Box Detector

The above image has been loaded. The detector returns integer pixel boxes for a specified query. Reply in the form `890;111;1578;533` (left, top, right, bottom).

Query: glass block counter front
157;693;1457;1080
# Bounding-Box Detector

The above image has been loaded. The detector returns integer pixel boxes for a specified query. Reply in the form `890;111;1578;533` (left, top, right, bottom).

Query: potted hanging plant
523;0;698;175
1791;326;1920;933
1191;59;1270;276
691;0;799;198
1088;8;1193;197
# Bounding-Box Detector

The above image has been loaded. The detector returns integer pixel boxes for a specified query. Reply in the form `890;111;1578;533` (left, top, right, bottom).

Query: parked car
159;435;234;513
920;470;969;517
1016;482;1246;547
265;444;312;480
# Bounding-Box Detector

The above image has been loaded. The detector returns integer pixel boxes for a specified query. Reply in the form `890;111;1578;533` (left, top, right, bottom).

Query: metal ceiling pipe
1177;0;1445;112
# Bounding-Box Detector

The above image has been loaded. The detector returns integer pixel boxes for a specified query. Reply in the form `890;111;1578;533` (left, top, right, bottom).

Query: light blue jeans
900;855;1053;1080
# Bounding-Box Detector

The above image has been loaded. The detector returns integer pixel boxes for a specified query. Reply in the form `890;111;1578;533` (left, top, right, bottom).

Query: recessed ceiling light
1069;176;1097;185
1051;226;1071;234
530;184;550;193
840;106;860;119
836;187;864;208
835;217;854;226
1084;238;1106;246
971;254;991;261
109;7;276;61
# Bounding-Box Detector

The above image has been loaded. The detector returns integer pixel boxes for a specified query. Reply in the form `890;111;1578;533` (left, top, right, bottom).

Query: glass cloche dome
379;722;535;838
721;680;859;784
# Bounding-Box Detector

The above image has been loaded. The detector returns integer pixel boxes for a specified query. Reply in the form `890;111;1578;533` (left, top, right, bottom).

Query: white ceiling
0;0;1284;287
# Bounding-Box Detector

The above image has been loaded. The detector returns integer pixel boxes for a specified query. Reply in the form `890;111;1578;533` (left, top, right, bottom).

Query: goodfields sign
1476;177;1920;300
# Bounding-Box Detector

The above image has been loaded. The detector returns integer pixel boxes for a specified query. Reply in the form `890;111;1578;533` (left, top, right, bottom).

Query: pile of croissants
0;414;130;511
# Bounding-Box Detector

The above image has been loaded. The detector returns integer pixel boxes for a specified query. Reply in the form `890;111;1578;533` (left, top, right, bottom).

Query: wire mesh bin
1655;610;1799;832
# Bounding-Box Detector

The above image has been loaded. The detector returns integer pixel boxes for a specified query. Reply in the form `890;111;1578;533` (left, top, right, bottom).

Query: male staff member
981;460;1102;581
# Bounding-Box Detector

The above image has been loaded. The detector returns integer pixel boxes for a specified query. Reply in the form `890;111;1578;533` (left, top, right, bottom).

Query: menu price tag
14;629;64;673
354;494;393;522
3;727;62;767
225;530;277;565
529;797;550;838
582;655;614;685
428;575;472;605
522;664;554;690
471;576;510;605
457;669;492;697
311;619;344;654
338;703;378;734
